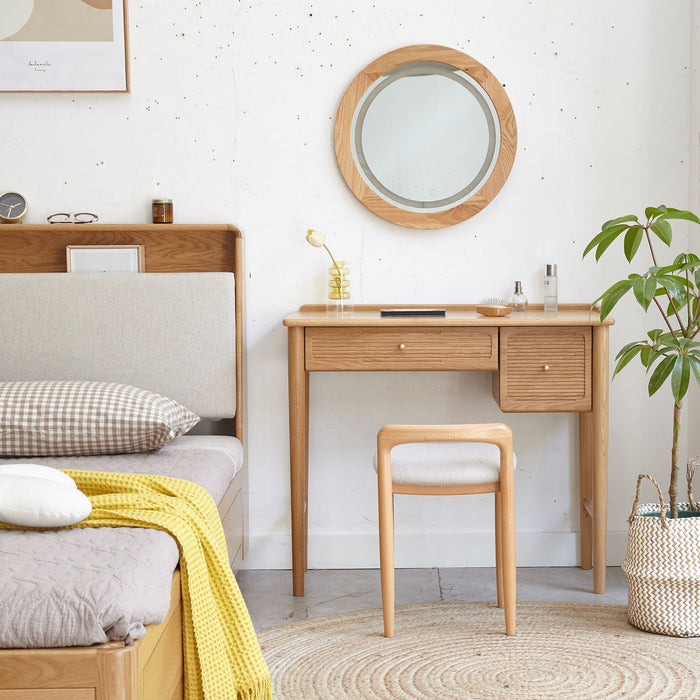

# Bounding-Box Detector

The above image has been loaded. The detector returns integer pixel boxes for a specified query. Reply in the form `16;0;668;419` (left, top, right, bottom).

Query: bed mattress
0;435;242;648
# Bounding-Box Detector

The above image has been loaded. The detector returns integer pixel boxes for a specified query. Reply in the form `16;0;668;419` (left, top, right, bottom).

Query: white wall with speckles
5;0;699;569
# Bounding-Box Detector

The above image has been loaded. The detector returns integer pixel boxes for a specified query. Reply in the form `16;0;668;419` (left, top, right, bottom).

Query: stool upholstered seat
373;441;517;487
375;423;516;637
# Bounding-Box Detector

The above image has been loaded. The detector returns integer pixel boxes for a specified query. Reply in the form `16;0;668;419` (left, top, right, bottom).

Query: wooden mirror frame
334;45;517;230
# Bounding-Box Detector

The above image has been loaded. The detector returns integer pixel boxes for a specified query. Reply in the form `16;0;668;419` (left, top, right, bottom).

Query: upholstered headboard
0;224;244;438
1;273;236;420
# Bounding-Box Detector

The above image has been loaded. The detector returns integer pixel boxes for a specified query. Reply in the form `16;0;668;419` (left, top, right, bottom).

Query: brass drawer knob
398;343;406;350
543;364;550;371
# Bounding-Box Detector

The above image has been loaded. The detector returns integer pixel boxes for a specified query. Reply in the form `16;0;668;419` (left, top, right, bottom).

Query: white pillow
0;464;92;527
0;463;77;486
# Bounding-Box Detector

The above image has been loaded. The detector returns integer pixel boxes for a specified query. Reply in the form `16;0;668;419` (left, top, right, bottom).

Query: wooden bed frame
0;224;245;700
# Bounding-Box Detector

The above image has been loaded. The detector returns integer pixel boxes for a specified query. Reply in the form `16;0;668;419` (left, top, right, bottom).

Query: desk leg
288;326;309;596
590;325;609;594
579;411;593;571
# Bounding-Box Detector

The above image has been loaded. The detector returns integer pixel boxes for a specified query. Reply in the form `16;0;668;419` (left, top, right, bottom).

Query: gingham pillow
0;381;200;456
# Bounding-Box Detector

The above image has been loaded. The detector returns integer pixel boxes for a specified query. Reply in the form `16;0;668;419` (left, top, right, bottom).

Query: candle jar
152;199;173;224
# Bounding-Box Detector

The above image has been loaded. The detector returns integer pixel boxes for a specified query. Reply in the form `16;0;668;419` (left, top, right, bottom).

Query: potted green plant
584;205;700;636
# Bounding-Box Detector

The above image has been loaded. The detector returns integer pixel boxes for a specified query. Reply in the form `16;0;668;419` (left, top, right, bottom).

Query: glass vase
327;261;353;313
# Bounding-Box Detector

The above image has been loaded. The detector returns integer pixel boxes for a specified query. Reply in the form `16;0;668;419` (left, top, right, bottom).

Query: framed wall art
67;245;144;273
0;1;129;92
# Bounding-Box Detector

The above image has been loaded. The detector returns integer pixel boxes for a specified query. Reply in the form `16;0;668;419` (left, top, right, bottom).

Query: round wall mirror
334;45;517;229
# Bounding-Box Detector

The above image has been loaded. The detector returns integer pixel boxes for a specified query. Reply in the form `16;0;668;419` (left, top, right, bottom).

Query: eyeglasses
47;212;99;224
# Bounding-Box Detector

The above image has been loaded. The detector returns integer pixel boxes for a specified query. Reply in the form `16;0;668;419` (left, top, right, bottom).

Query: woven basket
623;462;700;637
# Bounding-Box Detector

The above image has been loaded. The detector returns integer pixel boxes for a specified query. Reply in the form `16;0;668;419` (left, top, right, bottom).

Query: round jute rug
257;600;700;699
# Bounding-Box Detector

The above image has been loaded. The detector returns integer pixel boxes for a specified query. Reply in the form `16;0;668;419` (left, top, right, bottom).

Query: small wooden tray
476;304;512;317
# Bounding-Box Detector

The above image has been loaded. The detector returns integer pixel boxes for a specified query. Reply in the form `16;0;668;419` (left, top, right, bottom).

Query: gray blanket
0;438;241;648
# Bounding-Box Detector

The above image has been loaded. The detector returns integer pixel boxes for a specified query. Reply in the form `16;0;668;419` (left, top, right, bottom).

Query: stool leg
501;477;516;636
378;452;395;637
494;491;504;609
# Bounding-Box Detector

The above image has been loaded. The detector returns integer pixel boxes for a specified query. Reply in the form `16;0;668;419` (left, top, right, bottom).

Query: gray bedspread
0;437;242;648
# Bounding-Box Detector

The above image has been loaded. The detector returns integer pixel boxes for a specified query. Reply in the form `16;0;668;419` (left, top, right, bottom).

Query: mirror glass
354;61;500;212
335;45;517;229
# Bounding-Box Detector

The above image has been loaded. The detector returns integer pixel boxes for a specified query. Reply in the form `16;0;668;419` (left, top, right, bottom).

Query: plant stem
645;224;686;337
690;298;700;338
670;399;682;518
323;244;340;273
686;268;691;328
688;273;700;337
666;295;687;336
644;224;659;266
651;295;680;339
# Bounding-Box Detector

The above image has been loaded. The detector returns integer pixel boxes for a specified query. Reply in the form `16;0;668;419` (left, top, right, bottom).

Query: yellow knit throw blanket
63;469;272;700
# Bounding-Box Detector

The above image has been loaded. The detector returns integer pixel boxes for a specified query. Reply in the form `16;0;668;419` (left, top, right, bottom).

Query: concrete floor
236;566;628;631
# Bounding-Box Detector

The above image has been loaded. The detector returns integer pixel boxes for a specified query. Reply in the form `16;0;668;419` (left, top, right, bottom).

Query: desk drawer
494;327;591;412
305;326;498;371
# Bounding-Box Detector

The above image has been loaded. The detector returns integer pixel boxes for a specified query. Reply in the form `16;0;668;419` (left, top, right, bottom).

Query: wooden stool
375;423;516;637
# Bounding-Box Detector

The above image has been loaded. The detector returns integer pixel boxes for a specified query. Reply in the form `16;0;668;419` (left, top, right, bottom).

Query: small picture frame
66;245;144;273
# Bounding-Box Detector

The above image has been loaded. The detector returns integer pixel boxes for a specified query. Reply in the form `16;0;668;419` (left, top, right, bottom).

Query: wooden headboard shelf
0;223;245;440
0;223;241;273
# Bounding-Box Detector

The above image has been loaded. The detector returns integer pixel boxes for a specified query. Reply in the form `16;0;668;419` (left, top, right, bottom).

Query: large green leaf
658;261;696;279
583;228;615;258
582;224;628;259
595;225;628;261
655;288;687;318
632;275;657;310
660;336;687;351
659;208;700;224
646;206;665;219
602;214;639;229
640;344;659;367
650;219;673;246
677;337;697;348
665;255;700;301
671;355;691;401
657;274;688;302
673;252;700;266
690;356;700;387
648;354;676;395
624;227;644;261
598;279;633;320
612;343;643;378
615;338;648;358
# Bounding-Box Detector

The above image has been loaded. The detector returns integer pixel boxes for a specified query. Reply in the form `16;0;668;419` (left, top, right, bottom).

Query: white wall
6;0;698;568
689;0;700;457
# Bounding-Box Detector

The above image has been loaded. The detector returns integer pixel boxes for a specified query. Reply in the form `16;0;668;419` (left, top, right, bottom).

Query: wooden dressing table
284;304;613;597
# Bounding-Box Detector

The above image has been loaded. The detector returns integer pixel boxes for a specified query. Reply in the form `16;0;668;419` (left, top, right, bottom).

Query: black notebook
380;309;446;317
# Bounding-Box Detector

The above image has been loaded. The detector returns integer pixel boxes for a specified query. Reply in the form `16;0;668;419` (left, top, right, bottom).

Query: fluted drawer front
495;327;591;411
305;327;498;371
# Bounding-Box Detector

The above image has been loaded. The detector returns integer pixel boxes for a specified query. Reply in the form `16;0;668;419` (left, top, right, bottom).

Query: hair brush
476;297;512;317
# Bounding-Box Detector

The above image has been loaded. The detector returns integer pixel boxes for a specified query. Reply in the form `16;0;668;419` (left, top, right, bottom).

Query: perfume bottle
544;264;558;311
509;280;528;311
